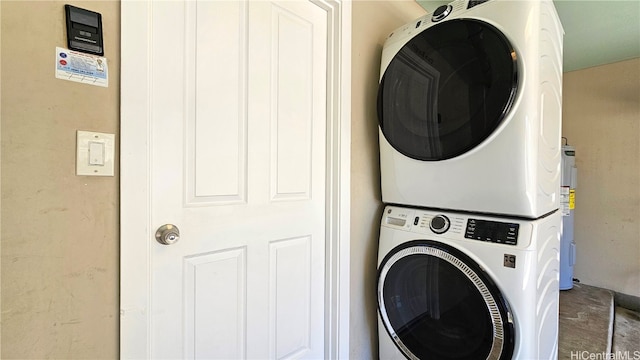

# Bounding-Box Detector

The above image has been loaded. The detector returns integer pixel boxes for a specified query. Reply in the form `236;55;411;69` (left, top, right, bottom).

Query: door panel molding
184;248;247;359
269;236;312;358
186;0;249;205
270;4;314;201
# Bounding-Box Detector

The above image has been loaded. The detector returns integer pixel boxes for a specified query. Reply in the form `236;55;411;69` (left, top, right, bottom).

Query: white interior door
120;1;351;359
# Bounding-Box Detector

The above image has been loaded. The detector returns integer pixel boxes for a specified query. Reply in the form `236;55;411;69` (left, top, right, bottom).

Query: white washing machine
377;0;564;218
377;205;561;359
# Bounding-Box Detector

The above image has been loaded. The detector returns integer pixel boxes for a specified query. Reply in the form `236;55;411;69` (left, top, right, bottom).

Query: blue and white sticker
55;46;108;87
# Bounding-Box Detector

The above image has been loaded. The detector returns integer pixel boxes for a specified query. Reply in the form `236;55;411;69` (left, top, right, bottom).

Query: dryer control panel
465;219;519;245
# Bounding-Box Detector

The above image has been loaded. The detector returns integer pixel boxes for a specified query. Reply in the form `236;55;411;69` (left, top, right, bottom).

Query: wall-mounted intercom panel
65;5;104;55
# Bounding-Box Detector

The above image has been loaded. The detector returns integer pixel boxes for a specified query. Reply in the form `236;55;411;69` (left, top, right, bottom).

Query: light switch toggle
88;141;105;165
77;130;115;176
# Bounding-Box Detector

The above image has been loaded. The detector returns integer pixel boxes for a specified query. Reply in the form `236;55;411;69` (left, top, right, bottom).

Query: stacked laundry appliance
375;1;564;359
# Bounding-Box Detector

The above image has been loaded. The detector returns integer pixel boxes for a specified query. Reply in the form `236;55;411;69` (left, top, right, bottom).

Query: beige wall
562;58;640;298
1;1;120;358
350;2;425;359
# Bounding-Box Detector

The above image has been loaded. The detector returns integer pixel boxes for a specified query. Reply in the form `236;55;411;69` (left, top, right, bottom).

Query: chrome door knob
155;224;180;245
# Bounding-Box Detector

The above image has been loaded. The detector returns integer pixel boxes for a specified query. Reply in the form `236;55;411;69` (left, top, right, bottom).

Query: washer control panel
382;207;465;235
465;219;519;245
382;206;529;247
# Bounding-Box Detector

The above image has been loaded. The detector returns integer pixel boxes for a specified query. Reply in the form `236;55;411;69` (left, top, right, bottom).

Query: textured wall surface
350;2;425;359
1;1;120;358
562;58;640;298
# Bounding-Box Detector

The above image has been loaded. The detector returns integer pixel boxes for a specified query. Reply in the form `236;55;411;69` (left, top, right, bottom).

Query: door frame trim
119;1;351;358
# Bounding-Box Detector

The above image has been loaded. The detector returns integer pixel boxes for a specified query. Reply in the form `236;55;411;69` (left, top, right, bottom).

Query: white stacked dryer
377;0;564;219
375;0;564;359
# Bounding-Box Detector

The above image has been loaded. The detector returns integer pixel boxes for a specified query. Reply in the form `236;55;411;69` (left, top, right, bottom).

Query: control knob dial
432;4;452;22
430;215;450;234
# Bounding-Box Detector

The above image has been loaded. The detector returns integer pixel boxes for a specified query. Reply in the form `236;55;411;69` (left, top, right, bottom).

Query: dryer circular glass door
377;19;517;161
377;241;514;360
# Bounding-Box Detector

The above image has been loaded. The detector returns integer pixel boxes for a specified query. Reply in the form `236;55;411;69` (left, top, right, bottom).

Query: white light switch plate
77;130;115;176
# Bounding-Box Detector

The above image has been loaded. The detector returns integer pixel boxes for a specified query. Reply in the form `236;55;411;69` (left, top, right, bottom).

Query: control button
432;4;452;22
430;215;450;234
414;216;420;226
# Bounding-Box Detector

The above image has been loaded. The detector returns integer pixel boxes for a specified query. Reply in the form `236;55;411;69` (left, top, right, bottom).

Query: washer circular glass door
377;241;514;360
377;19;518;161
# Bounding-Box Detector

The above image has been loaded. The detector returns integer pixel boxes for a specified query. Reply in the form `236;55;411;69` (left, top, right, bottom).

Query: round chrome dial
429;215;450;234
432;4;452;22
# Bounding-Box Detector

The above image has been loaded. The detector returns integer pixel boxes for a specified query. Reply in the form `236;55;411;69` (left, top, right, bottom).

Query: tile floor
559;283;640;359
